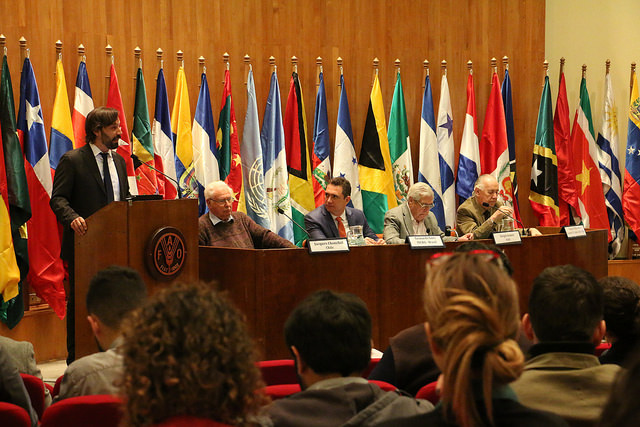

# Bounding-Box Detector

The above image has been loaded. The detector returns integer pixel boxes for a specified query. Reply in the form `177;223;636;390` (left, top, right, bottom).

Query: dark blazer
304;205;378;240
50;144;130;260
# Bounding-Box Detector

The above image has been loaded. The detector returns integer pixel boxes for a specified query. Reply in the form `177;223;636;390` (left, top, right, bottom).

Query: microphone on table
276;206;311;239
482;202;529;235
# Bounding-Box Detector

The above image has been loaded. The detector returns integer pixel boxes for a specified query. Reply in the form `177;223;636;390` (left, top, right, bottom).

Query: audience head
324;177;351;216
120;283;263;427
85;106;121;147
407;182;435;223
600;276;640;342
86;266;147;349
423;251;523;427
204;181;235;221
598;348;640;427
473;174;500;208
526;265;604;343
284;289;371;387
454;241;514;276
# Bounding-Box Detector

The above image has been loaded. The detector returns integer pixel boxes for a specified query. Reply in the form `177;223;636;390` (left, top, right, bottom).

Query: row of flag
529;61;640;259
2;49;640;327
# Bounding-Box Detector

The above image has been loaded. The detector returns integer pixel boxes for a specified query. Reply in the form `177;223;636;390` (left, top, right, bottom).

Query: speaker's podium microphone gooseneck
276;206;310;239
481;202;528;235
131;153;184;198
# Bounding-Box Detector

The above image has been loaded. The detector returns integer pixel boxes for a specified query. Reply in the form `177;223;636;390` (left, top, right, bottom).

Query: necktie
336;217;347;238
100;152;115;203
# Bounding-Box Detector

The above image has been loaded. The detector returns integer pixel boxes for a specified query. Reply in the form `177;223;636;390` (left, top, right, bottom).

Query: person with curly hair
120;283;265;427
382;251;566;427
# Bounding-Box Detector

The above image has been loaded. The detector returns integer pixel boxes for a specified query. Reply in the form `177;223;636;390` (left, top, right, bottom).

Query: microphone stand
276;207;310;239
482;202;529;236
131;153;183;199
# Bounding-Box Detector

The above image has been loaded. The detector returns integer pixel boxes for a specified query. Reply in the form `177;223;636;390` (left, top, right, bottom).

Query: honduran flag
623;70;640;238
16;57;65;319
418;73;445;229
71;60;93;147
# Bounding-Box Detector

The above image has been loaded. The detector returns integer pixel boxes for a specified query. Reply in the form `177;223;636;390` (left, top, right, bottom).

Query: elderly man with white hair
198;181;296;248
383;182;473;244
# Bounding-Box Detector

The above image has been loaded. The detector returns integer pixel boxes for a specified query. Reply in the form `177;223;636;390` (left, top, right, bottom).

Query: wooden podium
200;229;608;359
74;198;199;358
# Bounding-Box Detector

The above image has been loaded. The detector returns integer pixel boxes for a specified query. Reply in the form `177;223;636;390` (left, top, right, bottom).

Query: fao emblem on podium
146;226;187;281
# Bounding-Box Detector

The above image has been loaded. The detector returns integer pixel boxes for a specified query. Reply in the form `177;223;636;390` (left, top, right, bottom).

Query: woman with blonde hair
385;251;566;427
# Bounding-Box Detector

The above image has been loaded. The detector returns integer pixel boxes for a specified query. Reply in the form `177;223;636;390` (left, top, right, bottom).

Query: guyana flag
284;72;315;246
132;66;157;194
529;75;560;225
359;73;397;233
0;54;30;328
216;69;245;212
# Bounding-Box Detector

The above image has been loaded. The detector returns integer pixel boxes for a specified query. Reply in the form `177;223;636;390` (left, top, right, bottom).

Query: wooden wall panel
0;0;544;226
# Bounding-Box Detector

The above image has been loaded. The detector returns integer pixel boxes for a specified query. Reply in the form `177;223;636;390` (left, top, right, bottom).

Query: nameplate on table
492;230;522;246
308;238;350;254
562;225;587;239
407;235;445;249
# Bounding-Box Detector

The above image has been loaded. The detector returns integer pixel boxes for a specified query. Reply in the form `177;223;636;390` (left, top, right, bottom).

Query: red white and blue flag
71;60;93;147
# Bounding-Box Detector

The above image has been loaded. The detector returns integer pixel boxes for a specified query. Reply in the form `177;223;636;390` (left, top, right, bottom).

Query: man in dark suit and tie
304;177;384;244
50;106;130;363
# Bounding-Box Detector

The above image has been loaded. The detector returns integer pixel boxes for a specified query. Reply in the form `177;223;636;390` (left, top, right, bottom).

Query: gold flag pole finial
337;57;343;82
316;56;322;87
176;50;184;68
269;56;276;74
605;59;611;75
582;64;587;79
441;59;447;76
543;60;549;77
372;57;379;86
490;57;497;75
78;44;86;63
198;56;205;77
223;52;230;72
630;63;636;99
134;46;142;70
0;34;6;56
291;55;298;74
156;48;164;70
57;40;64;61
395;58;400;75
503;55;509;71
467;60;473;76
244;54;251;85
422;60;429;89
19;37;27;61
105;44;113;64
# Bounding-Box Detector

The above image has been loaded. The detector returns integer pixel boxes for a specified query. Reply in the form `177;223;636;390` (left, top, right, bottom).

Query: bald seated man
456;174;541;239
198;181;296;249
384;182;473;244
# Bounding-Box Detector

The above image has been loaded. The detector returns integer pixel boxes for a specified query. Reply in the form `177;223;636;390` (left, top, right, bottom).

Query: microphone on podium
131;153;185;198
276;205;310;239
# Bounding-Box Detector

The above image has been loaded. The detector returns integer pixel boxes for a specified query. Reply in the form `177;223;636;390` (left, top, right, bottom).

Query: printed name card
562;225;587;239
308;238;350;254
492;230;522;246
407;235;445;249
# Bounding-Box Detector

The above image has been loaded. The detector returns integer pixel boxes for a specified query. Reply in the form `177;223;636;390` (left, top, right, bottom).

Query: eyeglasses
413;199;435;209
428;249;500;265
209;197;235;205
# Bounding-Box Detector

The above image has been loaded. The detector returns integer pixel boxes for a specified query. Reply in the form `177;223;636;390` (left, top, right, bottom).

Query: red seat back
52;374;63;398
20;372;45;419
152;415;234;427
41;394;123;427
257;359;297;385
262;383;301;400
416;380;440;404
0;401;32;427
368;379;397;392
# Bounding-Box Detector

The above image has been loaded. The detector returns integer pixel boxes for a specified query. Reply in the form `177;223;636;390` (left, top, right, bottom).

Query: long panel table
199;229;607;359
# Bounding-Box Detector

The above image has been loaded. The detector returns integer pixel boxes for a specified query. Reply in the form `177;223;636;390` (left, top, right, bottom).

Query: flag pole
631;62;636;102
134;46;142;97
316;56;322;87
441;59;447;78
291;55;298;74
582;64;587;80
78;44;86;64
269;56;276;75
105;44;113;100
0;34;5;56
222;52;229;84
605;59;610;76
503;55;509;72
19;37;27;62
372;57;379;87
559;57;565;85
176;50;184;69
490;57;496;83
543;60;549;86
467;60;473;76
244;54;251;86
395;58;400;78
337;57;343;89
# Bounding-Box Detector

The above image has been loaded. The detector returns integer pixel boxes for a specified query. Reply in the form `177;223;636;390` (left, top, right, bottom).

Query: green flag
528;75;559;225
132;66;157;195
388;71;413;204
1;54;31;328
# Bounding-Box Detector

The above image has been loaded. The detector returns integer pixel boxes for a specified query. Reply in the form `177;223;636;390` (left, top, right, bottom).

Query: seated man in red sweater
198;181;296;249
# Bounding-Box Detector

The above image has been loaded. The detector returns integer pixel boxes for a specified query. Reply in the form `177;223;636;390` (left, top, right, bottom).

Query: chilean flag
16;57;66;319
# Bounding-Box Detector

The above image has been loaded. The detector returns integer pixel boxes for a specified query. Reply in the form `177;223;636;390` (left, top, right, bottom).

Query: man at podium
198;181;295;249
50;106;130;362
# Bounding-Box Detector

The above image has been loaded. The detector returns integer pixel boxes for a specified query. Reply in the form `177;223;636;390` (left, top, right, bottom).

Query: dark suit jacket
50;144;130;260
304;205;378;240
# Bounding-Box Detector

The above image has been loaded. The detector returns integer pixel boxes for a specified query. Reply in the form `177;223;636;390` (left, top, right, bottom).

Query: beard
104;136;120;150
